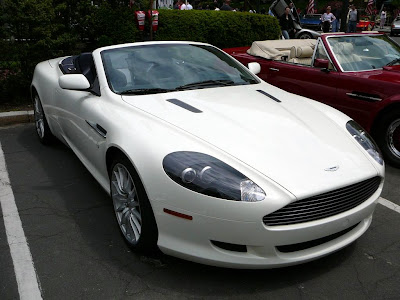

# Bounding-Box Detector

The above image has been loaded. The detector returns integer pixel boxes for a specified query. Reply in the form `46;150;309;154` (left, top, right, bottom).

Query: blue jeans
348;20;357;33
332;19;340;32
282;30;290;39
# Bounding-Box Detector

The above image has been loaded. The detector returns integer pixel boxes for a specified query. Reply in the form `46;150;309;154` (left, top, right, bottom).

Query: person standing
347;5;358;33
321;6;336;33
280;7;295;39
289;2;299;21
380;8;387;29
332;3;341;32
173;0;182;9
220;0;234;11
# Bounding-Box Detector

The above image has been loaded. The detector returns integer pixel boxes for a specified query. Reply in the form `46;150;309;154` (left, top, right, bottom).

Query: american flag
366;0;374;15
307;0;315;14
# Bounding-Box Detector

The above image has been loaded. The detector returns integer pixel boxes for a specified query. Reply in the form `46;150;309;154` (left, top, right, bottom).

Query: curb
0;111;34;127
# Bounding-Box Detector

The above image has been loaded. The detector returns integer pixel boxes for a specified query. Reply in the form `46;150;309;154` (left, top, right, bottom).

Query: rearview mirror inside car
59;74;90;91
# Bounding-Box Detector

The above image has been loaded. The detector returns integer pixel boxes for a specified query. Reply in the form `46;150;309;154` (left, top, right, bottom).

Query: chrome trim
269;68;280;72
346;92;382;102
312;37;337;71
86;120;107;138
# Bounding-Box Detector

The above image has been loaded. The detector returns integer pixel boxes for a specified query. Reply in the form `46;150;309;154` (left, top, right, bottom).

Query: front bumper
153;181;382;269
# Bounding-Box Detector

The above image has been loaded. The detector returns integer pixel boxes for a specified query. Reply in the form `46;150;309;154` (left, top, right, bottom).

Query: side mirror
314;58;330;70
248;62;261;75
59;74;90;91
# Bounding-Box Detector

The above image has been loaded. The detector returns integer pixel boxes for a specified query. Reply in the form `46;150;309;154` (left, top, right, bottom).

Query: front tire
375;110;400;168
110;155;158;253
33;94;54;144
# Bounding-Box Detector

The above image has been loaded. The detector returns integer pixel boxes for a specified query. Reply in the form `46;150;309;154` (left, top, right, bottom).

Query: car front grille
263;176;381;226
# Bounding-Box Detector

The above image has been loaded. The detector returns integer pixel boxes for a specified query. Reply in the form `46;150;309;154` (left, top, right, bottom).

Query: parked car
357;16;375;31
300;14;322;31
269;0;320;39
224;32;400;167
391;16;400;36
31;41;384;269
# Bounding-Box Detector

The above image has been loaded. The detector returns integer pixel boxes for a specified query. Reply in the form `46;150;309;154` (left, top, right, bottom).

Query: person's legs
282;30;289;39
323;21;330;32
349;21;356;32
332;19;337;32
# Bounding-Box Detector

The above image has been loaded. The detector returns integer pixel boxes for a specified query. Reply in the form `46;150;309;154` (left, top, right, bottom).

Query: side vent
257;90;281;103
166;99;202;113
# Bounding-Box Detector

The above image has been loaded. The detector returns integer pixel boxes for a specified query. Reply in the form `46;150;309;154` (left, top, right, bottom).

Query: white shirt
321;13;336;22
187;3;193;9
180;3;187;10
381;11;386;19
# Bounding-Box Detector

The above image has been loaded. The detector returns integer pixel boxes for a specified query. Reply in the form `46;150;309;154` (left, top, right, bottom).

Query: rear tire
375;110;400;168
298;32;313;39
33;94;54;144
109;154;158;253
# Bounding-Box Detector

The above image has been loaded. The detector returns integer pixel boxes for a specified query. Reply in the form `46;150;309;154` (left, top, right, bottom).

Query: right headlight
346;120;383;165
163;151;266;202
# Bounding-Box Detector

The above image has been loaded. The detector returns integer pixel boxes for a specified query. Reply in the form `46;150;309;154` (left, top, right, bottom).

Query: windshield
101;44;259;95
327;35;400;72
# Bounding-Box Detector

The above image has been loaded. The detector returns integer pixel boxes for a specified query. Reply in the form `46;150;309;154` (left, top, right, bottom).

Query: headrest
296;46;314;58
109;69;127;91
289;46;297;59
335;42;354;55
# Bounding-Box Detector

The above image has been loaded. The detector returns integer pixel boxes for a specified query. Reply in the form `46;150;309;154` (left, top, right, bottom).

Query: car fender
295;29;321;39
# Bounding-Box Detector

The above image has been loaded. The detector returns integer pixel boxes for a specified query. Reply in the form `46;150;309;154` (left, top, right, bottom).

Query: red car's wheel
375;110;400;167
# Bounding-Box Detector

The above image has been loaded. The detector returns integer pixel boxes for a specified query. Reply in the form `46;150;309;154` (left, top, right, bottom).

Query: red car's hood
359;66;400;84
383;65;400;73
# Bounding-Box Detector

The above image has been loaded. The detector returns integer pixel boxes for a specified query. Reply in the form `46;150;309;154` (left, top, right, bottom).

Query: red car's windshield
326;35;400;72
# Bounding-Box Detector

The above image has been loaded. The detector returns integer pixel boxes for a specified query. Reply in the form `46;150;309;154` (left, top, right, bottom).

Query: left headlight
346;120;383;165
163;151;266;202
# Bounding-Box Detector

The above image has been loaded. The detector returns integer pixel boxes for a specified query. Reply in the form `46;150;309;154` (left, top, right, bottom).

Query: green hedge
156;10;280;48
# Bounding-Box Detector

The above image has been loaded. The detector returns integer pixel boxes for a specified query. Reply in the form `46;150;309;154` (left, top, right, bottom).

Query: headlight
163;151;266;201
346;120;383;165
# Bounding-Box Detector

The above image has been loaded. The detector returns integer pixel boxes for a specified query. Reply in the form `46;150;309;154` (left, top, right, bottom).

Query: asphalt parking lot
1;123;400;300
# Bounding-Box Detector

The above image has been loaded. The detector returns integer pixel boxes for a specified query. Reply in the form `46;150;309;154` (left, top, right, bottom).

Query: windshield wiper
176;79;235;90
119;88;175;95
385;58;400;67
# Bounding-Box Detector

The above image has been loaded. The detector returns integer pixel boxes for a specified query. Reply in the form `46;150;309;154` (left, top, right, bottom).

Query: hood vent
257;90;281;103
166;99;202;113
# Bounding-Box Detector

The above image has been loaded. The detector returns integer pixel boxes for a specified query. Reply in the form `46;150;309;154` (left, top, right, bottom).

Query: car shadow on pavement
7;124;359;298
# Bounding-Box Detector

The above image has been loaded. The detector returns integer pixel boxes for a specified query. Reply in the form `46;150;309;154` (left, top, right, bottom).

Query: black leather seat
74;53;96;85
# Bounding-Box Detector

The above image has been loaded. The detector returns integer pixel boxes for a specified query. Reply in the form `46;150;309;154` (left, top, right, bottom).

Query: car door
334;71;384;129
259;39;339;106
55;55;108;175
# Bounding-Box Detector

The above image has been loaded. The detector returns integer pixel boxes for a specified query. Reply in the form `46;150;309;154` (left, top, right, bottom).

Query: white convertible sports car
31;41;384;269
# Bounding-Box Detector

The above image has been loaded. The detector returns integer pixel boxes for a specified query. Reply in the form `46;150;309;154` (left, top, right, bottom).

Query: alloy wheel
111;163;142;244
34;96;45;139
387;119;400;158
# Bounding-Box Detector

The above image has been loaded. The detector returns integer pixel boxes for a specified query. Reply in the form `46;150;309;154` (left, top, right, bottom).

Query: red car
224;33;400;167
357;16;375;31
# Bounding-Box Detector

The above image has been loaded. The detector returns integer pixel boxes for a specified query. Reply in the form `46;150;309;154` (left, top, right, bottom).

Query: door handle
269;68;280;72
346;92;382;102
86;120;107;138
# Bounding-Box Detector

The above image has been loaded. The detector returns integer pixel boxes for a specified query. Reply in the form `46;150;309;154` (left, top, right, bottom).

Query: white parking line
379;197;400;214
0;143;42;300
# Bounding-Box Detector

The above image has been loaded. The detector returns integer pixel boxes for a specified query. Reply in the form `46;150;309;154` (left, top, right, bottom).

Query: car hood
363;66;400;84
122;84;378;198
